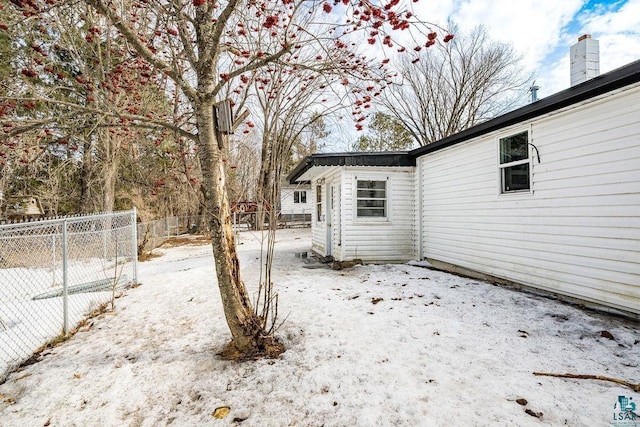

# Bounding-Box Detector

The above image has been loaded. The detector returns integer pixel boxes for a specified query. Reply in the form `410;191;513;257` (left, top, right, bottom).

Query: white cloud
539;0;640;96
412;0;640;98
447;0;584;69
579;0;640;72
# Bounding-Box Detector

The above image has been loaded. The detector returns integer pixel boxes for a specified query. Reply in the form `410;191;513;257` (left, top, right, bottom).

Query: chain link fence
135;211;310;254
137;215;209;255
1;208;309;381
0;210;137;382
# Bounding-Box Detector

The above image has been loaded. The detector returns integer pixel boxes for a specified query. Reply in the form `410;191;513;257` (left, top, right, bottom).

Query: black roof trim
410;59;640;158
287;151;414;183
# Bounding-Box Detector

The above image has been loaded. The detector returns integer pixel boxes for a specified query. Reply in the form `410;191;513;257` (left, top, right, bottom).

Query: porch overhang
287;151;415;184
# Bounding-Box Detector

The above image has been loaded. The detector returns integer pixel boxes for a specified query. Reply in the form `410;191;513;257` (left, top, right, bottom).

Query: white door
325;184;333;256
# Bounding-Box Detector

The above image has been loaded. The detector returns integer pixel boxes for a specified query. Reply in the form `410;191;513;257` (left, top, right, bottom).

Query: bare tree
2;0;449;359
380;24;531;146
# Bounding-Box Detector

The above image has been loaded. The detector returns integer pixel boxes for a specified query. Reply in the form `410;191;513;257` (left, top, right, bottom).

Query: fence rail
0;210;138;382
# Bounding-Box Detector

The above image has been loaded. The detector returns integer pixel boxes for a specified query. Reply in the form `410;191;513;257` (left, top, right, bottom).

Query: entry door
326;184;333;256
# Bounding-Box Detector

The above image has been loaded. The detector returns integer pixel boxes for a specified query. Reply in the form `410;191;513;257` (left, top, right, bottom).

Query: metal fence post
62;219;69;336
132;208;138;284
52;234;56;286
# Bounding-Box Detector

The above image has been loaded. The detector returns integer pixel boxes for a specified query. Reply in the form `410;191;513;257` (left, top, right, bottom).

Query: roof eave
287;151;415;184
410;59;640;158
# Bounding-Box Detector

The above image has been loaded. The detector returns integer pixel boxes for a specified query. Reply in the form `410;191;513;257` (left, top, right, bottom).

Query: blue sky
414;0;640;97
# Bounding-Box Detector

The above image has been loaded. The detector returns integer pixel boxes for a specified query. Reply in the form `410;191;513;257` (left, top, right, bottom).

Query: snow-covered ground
1;258;134;378
0;228;638;426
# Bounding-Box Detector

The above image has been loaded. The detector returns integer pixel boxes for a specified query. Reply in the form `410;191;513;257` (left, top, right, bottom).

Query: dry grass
159;235;211;248
138;234;211;262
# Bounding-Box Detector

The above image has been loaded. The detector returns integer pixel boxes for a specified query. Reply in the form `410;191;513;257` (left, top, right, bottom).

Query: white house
288;45;640;317
280;183;312;222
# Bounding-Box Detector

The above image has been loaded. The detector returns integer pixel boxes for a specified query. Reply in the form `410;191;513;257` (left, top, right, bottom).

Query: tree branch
84;0;198;103
533;372;640;393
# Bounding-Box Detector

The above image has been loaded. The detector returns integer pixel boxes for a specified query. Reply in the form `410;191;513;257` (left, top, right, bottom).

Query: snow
1;258;134;377
0;228;638;426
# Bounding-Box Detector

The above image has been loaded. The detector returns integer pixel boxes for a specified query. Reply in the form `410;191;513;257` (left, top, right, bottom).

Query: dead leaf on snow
525;409;543;418
212;406;231;419
599;330;615;340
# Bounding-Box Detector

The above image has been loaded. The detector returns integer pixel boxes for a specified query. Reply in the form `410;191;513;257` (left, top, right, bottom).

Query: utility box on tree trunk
215;99;234;134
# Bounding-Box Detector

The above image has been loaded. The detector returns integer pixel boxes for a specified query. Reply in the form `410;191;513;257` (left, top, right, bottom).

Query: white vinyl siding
280;185;312;216
419;85;640;316
342;167;414;262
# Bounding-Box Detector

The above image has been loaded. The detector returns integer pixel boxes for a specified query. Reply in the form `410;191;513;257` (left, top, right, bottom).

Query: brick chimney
570;34;600;86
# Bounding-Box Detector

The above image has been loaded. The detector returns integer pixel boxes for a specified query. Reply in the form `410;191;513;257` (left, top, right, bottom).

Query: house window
356;180;386;218
293;190;307;204
316;185;322;222
499;131;530;193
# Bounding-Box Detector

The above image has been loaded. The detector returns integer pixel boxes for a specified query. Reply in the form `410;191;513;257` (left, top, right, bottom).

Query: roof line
410;59;640;157
288;59;640;183
287;151;414;183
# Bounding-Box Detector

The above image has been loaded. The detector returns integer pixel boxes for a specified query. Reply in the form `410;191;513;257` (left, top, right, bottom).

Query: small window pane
293;190;306;204
357;189;386;199
356;180;386;218
357;181;386;190
500;132;528;164
357;208;386;217
503;163;530;192
357;199;386;208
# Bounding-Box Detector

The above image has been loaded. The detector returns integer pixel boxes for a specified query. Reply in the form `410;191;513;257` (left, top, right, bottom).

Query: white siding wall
419;85;640;315
280;185;312;216
341;167;415;262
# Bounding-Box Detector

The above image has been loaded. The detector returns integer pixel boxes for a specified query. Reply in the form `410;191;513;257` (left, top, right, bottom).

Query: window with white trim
293;190;307;204
315;185;322;222
356;180;387;218
499;131;530;193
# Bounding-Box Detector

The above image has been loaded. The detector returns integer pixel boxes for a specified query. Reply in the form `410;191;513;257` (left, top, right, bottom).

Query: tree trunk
102;157;118;213
196;103;283;359
79;139;94;213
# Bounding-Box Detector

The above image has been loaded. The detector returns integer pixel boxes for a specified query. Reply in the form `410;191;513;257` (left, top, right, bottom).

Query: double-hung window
293;190;306;204
356;180;387;218
315;185;322;222
499;131;530;193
